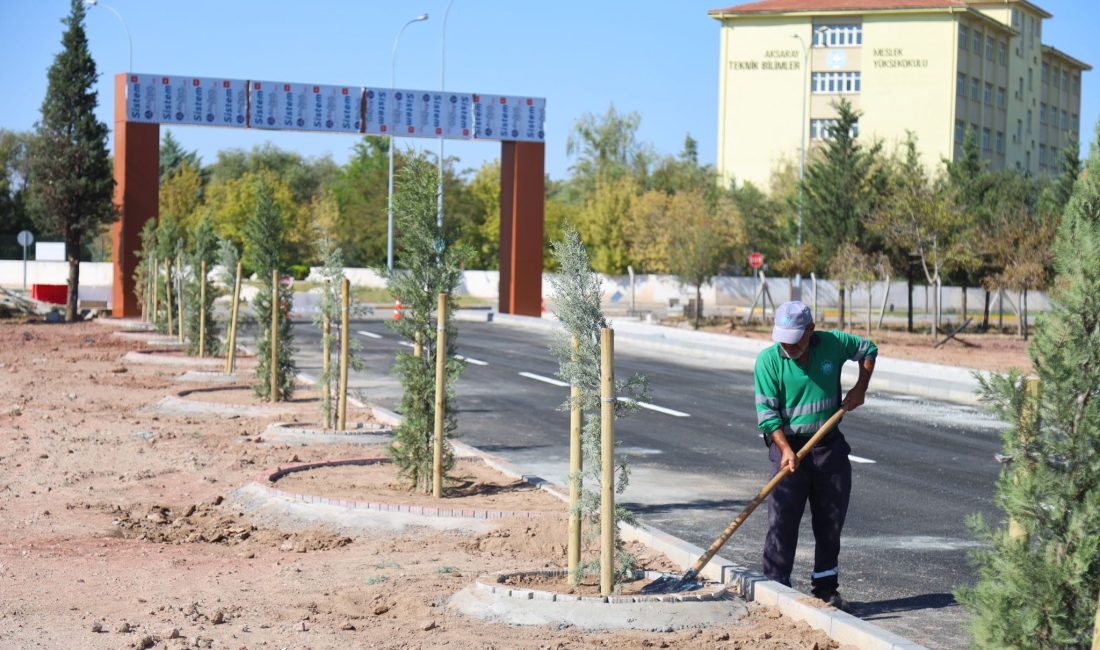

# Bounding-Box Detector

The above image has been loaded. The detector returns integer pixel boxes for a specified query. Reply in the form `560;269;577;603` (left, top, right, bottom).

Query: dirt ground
698;321;1033;374
0;320;848;649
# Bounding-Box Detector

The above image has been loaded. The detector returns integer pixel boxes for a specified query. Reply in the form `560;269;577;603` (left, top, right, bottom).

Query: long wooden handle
688;408;847;577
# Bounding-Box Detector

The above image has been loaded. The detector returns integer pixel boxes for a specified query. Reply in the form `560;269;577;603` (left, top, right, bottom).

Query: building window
1040;103;1048;124
1053;66;1060;88
957;72;966;97
810;118;859;140
971;77;980;101
996;131;1005;154
813;24;862;48
1061;110;1068;129
1027;110;1032;133
1073;114;1079;131
984;82;993;105
811;71;861;94
1074;75;1081;94
1012;8;1022;28
1026;150;1031;169
1040;144;1049;166
972;30;982;53
998;42;1008;65
1017;77;1024;99
1028;68;1033;91
1016;119;1022;141
1062;70;1069;90
986;36;995;60
982;128;992;151
997;86;1007;109
958;25;968;50
955;120;965;144
1042;62;1050;84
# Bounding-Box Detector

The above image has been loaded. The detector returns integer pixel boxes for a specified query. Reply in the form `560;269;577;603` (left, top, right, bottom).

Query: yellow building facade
711;0;1090;190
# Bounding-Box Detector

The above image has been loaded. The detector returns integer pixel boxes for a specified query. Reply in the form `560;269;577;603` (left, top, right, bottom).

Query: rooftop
709;0;966;15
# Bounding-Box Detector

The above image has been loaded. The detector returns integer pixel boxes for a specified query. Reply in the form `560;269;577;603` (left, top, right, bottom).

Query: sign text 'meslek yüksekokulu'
126;74;248;127
124;73;544;142
473;95;546;142
249;81;361;133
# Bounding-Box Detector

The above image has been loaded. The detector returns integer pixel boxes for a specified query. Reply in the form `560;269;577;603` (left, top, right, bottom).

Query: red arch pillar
499;140;544;316
111;73;159;317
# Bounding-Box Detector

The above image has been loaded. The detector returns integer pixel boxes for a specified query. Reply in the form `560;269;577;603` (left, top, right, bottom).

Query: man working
753;300;876;610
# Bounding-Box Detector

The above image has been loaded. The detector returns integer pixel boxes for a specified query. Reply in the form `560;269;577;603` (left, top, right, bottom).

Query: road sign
749;251;764;269
17;230;33;290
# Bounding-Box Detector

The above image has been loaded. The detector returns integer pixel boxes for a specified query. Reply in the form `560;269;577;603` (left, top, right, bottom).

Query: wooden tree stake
600;328;615;596
337;277;350;430
433;293;448;498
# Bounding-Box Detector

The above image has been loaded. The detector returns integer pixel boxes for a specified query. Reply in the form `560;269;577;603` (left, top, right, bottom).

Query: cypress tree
245;184;296;401
549;226;649;585
384;155;471;492
958;122;1100;648
184;213;220;357
27;0;114;321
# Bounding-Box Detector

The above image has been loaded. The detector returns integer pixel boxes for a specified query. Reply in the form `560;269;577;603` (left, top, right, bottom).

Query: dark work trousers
763;432;852;595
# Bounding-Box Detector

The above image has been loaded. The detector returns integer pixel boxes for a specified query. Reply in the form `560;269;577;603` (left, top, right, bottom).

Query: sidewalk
464;312;986;406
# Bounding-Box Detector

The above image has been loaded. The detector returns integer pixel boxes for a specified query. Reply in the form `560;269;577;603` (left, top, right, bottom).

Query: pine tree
1040;136;1081;219
245;184;296;401
26;0;114;321
384;155;471;492
801;99;883;268
184;213;220;356
549;227;649;585
958;122;1100;648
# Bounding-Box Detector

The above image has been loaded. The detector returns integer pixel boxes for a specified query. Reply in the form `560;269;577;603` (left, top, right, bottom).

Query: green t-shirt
753;330;877;445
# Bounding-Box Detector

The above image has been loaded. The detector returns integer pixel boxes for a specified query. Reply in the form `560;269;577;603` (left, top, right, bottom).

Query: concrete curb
471;312;984;406
366;403;929;650
251;458;550;520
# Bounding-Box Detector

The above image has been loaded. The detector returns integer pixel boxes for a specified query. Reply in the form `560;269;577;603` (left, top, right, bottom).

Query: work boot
815;589;850;612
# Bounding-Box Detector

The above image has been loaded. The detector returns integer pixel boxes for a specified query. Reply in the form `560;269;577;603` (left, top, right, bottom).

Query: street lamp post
85;0;133;74
792;26;828;250
387;13;430;272
438;0;456;234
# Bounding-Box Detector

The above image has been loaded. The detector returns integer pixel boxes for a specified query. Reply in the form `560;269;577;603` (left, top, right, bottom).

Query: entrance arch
110;73;545;318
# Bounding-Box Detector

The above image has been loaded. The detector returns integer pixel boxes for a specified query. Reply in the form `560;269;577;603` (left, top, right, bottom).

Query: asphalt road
285;316;1006;650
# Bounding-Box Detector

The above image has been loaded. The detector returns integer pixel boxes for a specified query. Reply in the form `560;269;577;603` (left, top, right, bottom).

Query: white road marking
457;355;488;366
357;330;382;339
848;454;876;464
617;397;690;418
519;372;570;387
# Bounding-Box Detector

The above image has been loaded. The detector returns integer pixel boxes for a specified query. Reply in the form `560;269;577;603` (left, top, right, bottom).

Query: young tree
312;237;365;429
385;155;471;492
132;219;157;321
575;174;636;274
959;122;1100;649
667;188;745;328
184;213;220;356
245;184;296;401
872;134;969;339
26;0;114;321
549;226;648;584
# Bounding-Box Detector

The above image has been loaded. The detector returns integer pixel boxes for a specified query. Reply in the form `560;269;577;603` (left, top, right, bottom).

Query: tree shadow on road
851;592;958;619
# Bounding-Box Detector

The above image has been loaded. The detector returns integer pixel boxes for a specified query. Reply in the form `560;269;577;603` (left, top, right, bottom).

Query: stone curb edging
474;568;726;604
361;403;928;650
123;350;224;367
252;457;550;521
152;394;300;417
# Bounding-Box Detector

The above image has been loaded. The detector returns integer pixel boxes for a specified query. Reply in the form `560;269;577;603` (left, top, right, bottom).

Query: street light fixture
437;0;457;234
85;0;133;74
387;12;430;273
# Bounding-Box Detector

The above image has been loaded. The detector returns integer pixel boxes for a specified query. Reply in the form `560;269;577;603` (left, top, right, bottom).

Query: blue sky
1;0;1096;181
